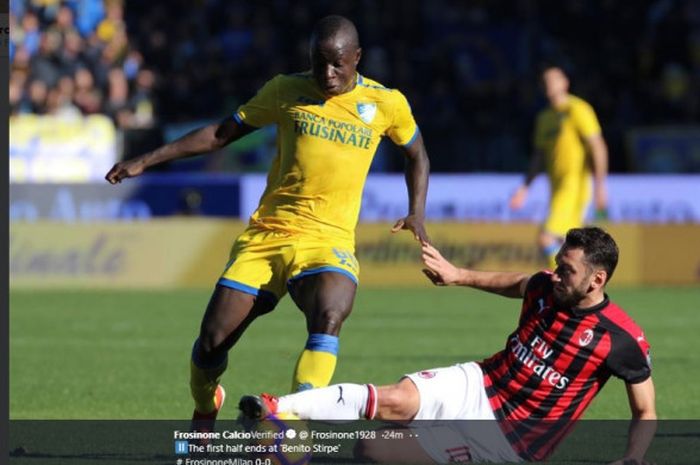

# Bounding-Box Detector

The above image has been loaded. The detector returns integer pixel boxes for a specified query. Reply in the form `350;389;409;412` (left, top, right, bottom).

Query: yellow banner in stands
10;114;117;182
8;220;700;289
10;220;245;289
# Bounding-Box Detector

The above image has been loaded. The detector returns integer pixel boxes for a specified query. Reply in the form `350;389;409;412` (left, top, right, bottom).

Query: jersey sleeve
234;75;281;128
386;90;419;147
571;99;601;139
518;271;551;324
605;326;652;384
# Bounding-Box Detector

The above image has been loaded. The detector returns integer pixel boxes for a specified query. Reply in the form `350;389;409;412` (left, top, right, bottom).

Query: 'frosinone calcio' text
291;110;373;149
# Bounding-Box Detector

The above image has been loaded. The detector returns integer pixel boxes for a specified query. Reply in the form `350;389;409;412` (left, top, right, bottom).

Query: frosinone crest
356;102;377;124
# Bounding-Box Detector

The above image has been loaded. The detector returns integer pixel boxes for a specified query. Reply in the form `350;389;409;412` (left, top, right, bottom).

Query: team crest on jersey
418;370;436;379
578;329;594;347
356;102;377;124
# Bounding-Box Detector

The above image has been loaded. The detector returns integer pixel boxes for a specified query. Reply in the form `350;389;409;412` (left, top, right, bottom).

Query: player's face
310;37;361;97
551;247;595;308
542;68;569;101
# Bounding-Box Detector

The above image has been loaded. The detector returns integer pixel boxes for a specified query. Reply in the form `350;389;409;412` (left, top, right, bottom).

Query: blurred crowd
9;0;156;129
10;0;700;172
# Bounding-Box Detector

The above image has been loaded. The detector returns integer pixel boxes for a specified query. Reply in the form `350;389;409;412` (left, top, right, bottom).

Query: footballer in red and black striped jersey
481;271;651;461
239;227;656;464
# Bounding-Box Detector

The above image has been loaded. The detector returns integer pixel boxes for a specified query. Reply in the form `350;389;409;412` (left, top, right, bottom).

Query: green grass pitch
9;286;700;420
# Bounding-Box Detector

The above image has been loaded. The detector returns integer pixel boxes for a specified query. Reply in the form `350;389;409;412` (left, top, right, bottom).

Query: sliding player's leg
239;377;419;421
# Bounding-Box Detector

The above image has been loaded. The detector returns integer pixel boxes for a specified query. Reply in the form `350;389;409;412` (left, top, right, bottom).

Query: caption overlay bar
8;420;696;464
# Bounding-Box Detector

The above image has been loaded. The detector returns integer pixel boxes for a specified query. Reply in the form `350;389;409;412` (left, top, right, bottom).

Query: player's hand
421;242;460;286
105;158;146;184
594;183;608;211
509;185;528;210
391;214;429;243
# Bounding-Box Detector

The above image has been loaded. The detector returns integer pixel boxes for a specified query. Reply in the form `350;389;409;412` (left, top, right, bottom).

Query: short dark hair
310;15;360;49
537;61;576;86
564;227;619;283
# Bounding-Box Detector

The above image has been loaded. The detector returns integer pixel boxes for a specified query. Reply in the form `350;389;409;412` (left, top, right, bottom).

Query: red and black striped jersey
479;271;651;461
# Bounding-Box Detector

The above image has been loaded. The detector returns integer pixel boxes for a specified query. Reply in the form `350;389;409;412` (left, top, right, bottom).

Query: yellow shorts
217;226;359;303
544;176;591;237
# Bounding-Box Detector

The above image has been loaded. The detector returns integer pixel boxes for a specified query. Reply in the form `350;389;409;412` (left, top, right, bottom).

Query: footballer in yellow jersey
233;70;419;241
510;66;609;268
105;15;430;431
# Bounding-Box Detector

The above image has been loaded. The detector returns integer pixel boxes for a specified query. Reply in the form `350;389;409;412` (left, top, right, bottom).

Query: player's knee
191;337;228;373
197;329;228;358
310;304;350;333
379;388;405;416
378;383;417;419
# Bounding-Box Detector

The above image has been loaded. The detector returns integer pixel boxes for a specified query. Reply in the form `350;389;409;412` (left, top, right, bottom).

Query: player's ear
354;47;362;66
591;268;607;291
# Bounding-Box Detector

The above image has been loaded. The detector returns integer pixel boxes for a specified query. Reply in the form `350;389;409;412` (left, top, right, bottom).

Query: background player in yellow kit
104;15;430;430
510;65;609;269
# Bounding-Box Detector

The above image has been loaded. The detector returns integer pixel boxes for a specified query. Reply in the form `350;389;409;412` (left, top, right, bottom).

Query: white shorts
404;362;522;463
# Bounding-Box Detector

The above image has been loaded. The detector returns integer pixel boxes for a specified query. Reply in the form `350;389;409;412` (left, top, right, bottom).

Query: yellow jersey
234;72;418;241
533;94;601;189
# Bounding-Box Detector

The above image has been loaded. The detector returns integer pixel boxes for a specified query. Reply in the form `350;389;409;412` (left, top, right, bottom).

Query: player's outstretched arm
509;149;544;210
585;133;609;213
421;242;530;298
105;117;255;184
607;378;657;465
391;133;430;243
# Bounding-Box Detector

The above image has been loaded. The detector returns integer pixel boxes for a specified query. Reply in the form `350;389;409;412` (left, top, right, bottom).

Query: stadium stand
9;0;700;172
